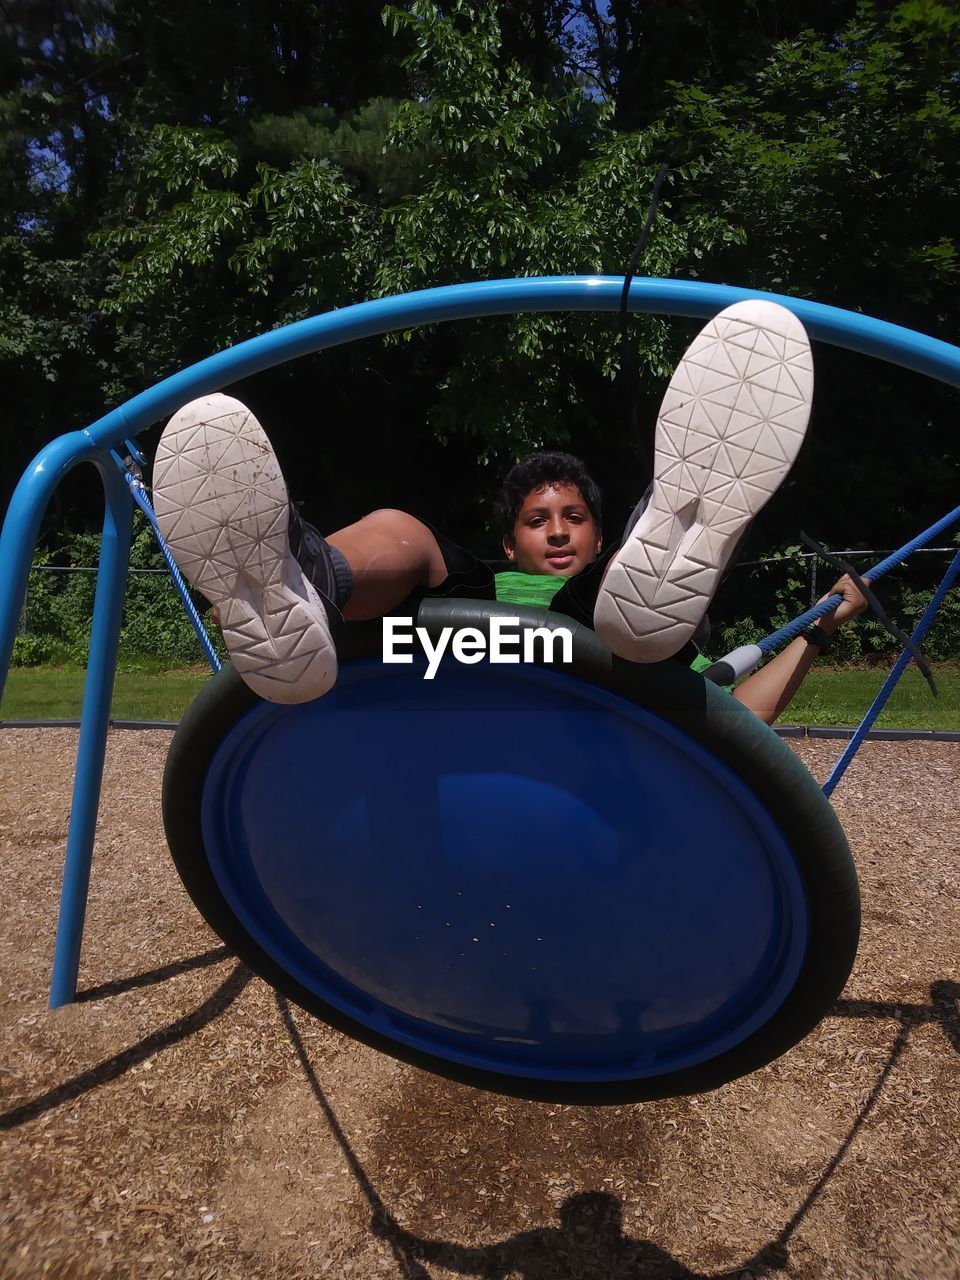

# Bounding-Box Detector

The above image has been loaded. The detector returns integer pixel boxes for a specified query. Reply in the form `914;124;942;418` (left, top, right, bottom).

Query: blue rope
822;545;960;797
112;452;221;674
757;502;960;654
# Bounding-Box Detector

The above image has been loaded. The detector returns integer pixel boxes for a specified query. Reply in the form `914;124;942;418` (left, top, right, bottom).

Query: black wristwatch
803;623;834;653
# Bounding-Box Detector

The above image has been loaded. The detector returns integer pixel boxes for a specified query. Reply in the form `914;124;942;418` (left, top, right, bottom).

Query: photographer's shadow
373;1189;757;1279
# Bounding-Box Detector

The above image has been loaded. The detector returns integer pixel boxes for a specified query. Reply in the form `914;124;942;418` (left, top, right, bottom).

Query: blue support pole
48;458;133;1007
822;546;960;799
0;433;133;1008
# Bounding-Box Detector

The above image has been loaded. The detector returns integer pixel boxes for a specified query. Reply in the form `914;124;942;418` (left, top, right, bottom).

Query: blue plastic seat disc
201;660;808;1083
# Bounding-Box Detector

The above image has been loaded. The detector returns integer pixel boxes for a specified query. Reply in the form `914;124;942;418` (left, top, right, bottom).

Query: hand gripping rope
702;501;960;682
701;501;960;794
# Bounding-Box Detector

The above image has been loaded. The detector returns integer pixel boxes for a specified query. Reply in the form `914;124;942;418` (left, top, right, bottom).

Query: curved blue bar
79;277;960;450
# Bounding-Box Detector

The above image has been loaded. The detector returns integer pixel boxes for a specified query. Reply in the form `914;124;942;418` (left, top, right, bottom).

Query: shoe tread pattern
595;301;813;661
152;395;337;703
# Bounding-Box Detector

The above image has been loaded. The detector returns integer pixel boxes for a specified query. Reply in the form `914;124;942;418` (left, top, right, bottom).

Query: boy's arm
731;575;869;726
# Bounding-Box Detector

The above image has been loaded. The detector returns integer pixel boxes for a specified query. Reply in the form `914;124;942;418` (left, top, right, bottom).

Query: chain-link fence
16;565;168;635
13;562;224;669
11;547;960;669
731;546;958;607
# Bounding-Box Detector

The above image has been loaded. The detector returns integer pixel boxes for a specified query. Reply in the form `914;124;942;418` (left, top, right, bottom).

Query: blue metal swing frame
0;275;958;1010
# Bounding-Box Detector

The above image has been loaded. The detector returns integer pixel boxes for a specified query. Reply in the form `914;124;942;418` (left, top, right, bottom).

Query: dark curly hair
496;451;602;538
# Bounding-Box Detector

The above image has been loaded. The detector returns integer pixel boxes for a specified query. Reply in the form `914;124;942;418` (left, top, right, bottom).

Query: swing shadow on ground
276;982;959;1280
0;952;249;1132
1;948;955;1271
72;942;232;1003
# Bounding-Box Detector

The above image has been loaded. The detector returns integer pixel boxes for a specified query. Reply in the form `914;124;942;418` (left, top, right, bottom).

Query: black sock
288;505;353;614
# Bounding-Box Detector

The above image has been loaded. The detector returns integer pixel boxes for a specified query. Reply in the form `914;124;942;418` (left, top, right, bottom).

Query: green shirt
494;570;568;610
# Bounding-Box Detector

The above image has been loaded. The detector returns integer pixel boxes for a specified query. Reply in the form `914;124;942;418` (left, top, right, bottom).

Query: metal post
822;546;960;798
48;459;133;1007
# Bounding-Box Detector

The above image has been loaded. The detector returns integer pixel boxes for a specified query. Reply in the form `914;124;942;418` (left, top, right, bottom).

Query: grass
780;662;959;730
0;667;211;723
1;660;958;729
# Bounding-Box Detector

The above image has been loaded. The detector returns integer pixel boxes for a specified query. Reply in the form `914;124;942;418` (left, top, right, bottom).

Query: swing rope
111;446;221;674
796;531;935;694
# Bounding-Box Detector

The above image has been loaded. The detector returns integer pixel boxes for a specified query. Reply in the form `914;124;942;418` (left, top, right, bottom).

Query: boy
152;300;867;722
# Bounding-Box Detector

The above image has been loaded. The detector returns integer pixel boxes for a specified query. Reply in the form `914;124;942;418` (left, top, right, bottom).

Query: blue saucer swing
1;277;958;1104
163;602;857;1103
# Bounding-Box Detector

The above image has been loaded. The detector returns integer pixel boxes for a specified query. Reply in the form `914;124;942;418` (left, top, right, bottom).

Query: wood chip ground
0;729;957;1279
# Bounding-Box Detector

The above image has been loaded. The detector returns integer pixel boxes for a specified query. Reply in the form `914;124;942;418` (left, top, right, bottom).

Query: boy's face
503;483;602;577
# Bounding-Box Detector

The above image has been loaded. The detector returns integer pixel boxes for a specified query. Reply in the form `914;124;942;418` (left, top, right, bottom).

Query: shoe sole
594;300;813;662
152;394;338;704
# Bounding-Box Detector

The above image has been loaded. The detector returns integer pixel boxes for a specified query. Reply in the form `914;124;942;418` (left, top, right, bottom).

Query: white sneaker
594;300;813;662
152;394;338;704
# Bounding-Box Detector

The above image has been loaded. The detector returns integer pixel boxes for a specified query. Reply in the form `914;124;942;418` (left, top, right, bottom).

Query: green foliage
714;546;960;663
96;125;371;337
248;99;434;204
10;634;54;668
117;524;226;668
2;0;959;564
667;4;960;316
18;517;223;670
857;584;960;662
654;4;960;554
372;1;736;456
73;0;752;476
88;1;739;462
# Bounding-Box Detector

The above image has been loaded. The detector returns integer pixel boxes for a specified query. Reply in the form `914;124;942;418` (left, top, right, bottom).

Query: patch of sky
560;0;613;102
26;139;71;194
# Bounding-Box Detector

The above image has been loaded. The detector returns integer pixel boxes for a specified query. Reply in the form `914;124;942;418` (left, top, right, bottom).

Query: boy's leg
153;395;338;704
294;508;448;622
152;395;465;703
593;300;813;662
325;516;494;620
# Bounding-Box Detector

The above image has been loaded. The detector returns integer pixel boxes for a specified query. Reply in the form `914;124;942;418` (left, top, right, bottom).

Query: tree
664;0;960;548
0;0;412;520
560;0;862;128
93;0;735;541
2;0;957;568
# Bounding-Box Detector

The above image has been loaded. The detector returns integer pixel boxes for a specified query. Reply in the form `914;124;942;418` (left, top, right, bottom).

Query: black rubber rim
163;602;860;1104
